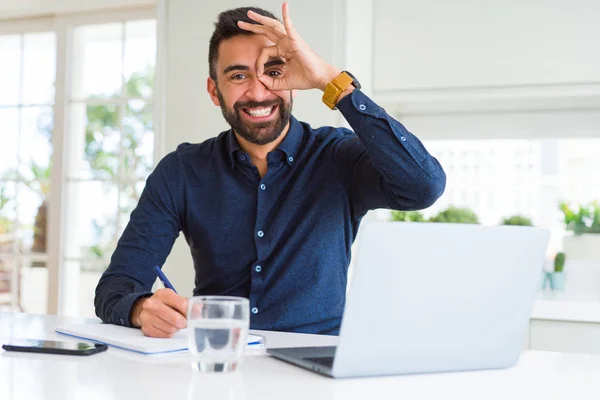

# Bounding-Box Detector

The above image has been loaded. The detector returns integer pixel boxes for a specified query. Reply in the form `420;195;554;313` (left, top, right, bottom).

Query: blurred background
0;0;599;354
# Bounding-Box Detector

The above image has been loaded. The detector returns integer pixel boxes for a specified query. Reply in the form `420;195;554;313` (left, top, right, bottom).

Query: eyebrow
222;59;286;75
263;59;285;69
223;64;249;74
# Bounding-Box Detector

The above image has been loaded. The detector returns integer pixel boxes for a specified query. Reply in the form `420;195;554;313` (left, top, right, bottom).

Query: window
419;138;600;254
0;8;157;316
63;19;157;317
0;30;56;311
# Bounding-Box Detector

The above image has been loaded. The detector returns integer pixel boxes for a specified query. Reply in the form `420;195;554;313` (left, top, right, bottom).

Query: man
95;3;446;337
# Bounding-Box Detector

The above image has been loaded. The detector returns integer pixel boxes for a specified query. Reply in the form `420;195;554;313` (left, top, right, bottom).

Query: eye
266;70;283;78
230;73;247;81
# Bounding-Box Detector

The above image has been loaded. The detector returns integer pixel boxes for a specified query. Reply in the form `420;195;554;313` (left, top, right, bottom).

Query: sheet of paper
55;323;264;355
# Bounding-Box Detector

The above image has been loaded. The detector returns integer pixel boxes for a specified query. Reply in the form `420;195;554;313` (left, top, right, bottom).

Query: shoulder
151;132;228;179
163;131;229;165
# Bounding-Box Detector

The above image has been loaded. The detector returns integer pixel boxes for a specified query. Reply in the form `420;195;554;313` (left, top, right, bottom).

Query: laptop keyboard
304;356;335;368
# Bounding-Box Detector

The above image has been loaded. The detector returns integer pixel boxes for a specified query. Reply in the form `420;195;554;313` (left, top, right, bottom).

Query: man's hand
237;2;340;92
130;289;188;338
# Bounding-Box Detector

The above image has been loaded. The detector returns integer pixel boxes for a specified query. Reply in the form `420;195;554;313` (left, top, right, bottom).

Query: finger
139;307;178;337
155;288;188;317
282;2;299;40
258;74;284;91
154;302;188;330
141;296;187;330
237;21;282;43
247;9;286;37
142;321;175;338
255;45;280;77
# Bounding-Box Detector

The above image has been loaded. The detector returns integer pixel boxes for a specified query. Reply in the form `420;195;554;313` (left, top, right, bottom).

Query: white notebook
55;323;265;355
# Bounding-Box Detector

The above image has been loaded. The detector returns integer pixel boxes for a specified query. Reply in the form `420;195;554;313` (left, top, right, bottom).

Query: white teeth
246;107;273;117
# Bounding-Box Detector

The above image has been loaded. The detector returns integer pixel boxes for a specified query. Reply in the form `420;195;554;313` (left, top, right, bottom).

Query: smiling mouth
243;105;277;119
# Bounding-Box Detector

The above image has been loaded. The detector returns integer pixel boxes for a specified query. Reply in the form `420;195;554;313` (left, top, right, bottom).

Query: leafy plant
501;215;533;226
554;252;566;273
390;210;426;222
559;201;600;235
429;206;479;224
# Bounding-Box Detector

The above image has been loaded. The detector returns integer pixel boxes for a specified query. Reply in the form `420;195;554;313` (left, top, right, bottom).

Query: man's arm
330;91;446;218
94;152;184;330
238;3;445;217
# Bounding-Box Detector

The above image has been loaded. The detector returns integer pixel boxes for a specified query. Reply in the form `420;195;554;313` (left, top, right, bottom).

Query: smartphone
2;339;108;356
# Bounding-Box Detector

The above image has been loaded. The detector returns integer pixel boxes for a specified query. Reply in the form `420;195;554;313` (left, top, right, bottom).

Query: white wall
373;0;600;92
369;0;600;138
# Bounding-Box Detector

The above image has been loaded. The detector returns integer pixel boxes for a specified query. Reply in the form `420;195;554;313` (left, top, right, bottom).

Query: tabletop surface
2;312;600;400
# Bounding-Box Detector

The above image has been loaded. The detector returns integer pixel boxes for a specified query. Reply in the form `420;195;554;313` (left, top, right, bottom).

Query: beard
216;88;293;145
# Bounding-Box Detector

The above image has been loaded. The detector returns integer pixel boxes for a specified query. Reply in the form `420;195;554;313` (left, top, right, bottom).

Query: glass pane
0;107;20;173
0;256;15;288
67;103;120;180
18;106;53;178
63;181;118;260
0;181;17;238
123;100;154;180
422;139;541;225
559;139;600;204
124;19;156;98
17;182;47;255
72;23;123;100
0;34;21;106
22;32;56;105
118;181;145;238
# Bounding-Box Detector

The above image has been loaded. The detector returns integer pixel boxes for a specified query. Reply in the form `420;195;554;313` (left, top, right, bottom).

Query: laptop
267;221;550;378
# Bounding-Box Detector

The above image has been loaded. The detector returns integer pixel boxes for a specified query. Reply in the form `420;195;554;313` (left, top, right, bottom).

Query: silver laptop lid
333;222;549;378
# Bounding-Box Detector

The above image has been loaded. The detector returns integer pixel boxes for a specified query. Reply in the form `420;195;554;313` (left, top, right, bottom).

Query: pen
153;266;178;294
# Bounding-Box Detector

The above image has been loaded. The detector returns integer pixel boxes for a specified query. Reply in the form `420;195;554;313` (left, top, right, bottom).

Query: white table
2;312;600;400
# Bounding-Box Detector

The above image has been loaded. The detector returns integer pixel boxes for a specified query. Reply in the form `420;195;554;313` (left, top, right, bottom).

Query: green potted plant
501;215;533;226
390;210;426;222
559;201;600;261
550;252;566;290
428;206;479;224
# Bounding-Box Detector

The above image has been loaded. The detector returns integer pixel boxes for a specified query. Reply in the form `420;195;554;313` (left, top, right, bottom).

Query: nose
245;76;271;102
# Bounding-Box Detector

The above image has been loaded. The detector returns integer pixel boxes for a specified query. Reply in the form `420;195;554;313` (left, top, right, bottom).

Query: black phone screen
2;340;107;355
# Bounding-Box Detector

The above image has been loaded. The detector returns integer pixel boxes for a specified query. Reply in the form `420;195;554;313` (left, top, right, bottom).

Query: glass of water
187;296;249;372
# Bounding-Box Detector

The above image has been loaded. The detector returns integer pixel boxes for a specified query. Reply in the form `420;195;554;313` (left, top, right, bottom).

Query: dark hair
208;7;279;81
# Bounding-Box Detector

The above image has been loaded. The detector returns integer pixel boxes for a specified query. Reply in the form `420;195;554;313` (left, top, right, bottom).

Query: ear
207;77;221;106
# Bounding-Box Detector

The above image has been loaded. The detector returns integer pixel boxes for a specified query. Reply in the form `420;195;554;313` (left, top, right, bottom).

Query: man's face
207;34;293;145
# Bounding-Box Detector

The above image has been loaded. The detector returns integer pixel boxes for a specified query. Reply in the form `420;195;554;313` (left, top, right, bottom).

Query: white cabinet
530;319;600;355
373;0;600;93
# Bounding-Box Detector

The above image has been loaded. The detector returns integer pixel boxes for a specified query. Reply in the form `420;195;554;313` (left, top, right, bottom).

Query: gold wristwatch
322;71;361;110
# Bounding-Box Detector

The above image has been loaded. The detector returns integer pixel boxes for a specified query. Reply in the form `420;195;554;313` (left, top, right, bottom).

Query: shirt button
400;136;407;142
288;156;294;163
239;155;246;161
257;230;264;237
358;104;367;111
251;307;259;314
260;184;266;191
255;265;262;273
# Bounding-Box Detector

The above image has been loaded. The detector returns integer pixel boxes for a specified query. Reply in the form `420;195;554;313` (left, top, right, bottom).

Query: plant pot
550;272;566;291
539;271;552;291
563;233;600;261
